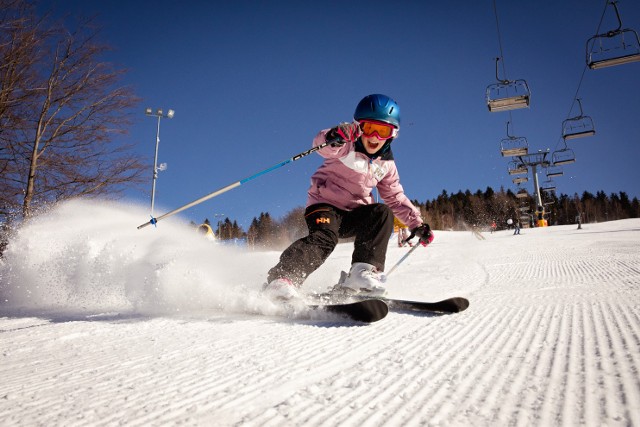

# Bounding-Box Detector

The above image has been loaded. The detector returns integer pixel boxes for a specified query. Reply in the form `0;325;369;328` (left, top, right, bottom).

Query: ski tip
451;297;470;312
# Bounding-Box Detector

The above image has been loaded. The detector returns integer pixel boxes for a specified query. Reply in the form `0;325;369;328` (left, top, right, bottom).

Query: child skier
264;94;433;300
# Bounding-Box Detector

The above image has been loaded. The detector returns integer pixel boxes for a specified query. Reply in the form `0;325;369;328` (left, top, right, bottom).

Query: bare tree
0;0;145;221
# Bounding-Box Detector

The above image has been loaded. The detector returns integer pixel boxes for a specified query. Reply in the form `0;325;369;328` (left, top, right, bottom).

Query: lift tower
514;150;552;227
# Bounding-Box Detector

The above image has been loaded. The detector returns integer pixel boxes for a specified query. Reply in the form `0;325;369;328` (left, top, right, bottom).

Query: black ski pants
267;203;394;285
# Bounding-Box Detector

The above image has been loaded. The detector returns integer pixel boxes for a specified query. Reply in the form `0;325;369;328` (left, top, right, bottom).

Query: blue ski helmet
353;94;400;128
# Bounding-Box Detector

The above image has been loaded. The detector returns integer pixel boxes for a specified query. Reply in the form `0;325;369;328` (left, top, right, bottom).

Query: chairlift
552;147;576;166
500;122;529;157
562;99;596;140
546;165;564;178
586;1;640;69
541;179;557;193
486;57;531;112
508;160;528;175
519;206;530;213
516;188;529;199
512;176;528;184
543;192;556;205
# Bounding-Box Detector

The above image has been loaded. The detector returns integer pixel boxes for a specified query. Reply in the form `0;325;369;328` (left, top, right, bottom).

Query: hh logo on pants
316;217;330;224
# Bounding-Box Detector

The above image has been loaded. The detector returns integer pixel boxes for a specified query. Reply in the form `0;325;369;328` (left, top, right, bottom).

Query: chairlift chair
562;99;596;140
552;147;576;166
543;192;556;205
500;122;529;157
516;188;529;199
512;176;528;184
508;160;528;175
519;206;530;213
586;1;640;69
541;179;557;193
486;58;531;112
546;165;564;178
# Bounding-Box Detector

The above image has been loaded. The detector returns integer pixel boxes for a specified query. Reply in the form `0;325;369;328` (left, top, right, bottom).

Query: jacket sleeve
313;129;352;159
377;163;424;230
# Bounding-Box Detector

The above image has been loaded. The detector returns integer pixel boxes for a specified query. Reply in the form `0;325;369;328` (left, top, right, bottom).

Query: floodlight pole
145;108;174;218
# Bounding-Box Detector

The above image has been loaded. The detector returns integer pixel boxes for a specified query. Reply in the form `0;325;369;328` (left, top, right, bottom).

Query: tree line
417;187;638;231
203;188;640;249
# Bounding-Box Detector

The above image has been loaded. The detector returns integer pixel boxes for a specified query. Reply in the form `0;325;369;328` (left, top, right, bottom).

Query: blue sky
39;0;640;230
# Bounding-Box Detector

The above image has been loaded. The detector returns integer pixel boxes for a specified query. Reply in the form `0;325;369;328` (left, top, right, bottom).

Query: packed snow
1;199;639;426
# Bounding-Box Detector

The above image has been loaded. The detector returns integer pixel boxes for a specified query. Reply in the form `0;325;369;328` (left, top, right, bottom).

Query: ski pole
385;243;421;277
137;139;336;229
385;225;433;277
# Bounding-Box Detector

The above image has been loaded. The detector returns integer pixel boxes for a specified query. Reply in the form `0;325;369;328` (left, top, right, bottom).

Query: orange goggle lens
360;121;397;139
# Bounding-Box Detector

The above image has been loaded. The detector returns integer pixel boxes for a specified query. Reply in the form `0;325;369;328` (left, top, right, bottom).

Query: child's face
361;134;387;155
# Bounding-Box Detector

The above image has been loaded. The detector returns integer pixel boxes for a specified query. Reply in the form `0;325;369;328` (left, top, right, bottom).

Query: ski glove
410;223;434;247
326;122;362;147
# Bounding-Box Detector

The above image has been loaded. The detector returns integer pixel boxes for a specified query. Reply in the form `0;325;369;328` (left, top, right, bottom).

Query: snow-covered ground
1;200;639;426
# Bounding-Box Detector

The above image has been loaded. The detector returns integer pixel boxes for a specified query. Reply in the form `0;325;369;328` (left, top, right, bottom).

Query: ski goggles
358;120;398;140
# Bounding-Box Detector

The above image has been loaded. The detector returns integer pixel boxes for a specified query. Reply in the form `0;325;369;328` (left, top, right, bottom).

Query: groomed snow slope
1;200;639;426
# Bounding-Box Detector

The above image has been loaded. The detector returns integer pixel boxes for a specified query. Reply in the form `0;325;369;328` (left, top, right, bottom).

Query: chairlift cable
492;0;507;80
552;0;610;154
491;0;516;128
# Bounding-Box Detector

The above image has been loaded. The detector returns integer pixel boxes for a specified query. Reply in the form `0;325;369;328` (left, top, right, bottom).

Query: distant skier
491;221;497;233
394;217;412;247
264;94;433;300
513;221;521;235
197;223;215;241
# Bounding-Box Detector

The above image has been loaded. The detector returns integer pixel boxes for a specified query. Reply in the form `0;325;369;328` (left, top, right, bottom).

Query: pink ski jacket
307;129;424;230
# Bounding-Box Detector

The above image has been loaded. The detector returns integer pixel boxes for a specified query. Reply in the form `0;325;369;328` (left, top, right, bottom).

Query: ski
322;271;469;315
377;296;469;314
309;299;388;323
310;291;468;315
